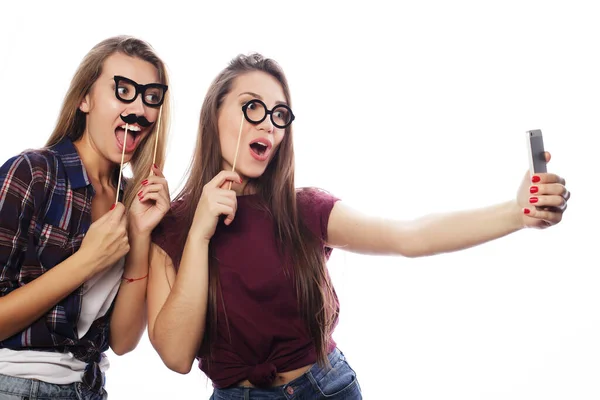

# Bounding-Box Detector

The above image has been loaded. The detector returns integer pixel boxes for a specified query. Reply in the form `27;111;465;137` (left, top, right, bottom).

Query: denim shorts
0;374;107;400
210;347;362;399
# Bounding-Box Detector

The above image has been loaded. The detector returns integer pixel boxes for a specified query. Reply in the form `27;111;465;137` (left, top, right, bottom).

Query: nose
256;115;274;134
124;94;146;117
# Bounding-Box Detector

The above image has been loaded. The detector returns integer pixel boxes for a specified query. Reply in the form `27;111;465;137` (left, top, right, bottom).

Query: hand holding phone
527;129;547;175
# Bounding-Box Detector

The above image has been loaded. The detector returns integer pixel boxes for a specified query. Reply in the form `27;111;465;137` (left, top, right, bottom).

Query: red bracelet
121;273;149;283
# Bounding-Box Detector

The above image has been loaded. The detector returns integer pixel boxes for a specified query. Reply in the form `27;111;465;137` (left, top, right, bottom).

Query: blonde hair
45;35;171;209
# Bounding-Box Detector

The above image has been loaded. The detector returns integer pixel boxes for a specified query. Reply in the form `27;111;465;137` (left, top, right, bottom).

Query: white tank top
0;258;125;384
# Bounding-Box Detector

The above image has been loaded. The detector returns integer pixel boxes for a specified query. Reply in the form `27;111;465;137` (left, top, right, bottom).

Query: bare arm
0;153;129;342
147;170;239;373
327;200;523;258
327;164;569;257
0;251;98;341
109;232;150;355
147;235;210;374
110;166;173;355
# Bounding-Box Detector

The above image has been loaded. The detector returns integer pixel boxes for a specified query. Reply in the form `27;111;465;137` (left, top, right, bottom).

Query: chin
239;166;268;180
107;149;132;166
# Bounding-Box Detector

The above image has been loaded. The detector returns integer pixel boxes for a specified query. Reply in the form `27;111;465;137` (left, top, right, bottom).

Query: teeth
120;125;141;132
255;142;267;148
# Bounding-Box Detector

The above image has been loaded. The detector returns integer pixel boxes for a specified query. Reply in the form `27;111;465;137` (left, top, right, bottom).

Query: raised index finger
151;164;165;178
108;202;127;221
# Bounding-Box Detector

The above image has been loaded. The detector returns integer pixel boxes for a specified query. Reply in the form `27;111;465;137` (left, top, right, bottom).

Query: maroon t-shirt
151;188;340;388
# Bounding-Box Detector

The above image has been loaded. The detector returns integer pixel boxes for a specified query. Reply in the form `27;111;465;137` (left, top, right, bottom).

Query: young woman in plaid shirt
0;36;172;400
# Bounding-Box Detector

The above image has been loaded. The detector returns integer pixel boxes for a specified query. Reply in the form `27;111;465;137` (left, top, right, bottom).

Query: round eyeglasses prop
242;99;295;129
226;100;295;191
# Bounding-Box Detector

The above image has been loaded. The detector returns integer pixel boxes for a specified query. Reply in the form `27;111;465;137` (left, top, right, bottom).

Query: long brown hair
45;35;171;209
171;53;338;367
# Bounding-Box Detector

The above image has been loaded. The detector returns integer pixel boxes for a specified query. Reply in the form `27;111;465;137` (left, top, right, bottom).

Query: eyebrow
238;91;288;106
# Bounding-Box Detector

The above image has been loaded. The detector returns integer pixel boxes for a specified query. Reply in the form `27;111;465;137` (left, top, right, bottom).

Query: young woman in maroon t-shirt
147;54;570;399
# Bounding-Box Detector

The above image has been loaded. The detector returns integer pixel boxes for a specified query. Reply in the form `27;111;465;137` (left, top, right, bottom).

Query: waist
0;372;105;397
204;338;338;388
237;363;313;388
0;348;109;385
213;347;348;397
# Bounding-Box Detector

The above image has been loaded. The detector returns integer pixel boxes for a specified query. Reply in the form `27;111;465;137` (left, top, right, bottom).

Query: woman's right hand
192;170;241;242
78;202;130;276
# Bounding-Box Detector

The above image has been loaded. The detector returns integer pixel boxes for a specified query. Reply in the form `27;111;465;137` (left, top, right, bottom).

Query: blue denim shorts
210;347;362;400
0;373;107;400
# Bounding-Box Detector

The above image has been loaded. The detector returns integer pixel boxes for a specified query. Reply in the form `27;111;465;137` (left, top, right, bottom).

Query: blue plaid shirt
0;138;123;392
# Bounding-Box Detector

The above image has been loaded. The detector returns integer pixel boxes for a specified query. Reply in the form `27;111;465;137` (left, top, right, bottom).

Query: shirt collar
50;137;125;197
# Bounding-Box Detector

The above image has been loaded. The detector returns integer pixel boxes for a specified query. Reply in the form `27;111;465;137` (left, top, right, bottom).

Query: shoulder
153;198;186;232
1;148;57;175
296;187;341;240
0;148;60;217
296;187;340;213
151;198;187;247
0;148;58;192
151;198;189;270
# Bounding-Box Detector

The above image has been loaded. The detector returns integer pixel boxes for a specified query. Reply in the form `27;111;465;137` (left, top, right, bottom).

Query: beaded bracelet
121;273;149;283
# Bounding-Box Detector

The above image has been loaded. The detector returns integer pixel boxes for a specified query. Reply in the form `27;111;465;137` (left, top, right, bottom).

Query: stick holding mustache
151;107;163;175
121;112;161;176
115;120;129;204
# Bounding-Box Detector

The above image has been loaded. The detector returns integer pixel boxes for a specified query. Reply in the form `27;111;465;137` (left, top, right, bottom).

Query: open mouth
250;142;268;156
249;139;271;161
115;124;143;153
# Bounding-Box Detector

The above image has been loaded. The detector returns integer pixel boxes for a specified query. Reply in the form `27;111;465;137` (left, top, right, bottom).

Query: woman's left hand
129;164;171;235
517;151;570;229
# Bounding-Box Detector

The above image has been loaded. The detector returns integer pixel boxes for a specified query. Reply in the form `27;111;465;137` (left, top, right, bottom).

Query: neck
73;132;116;187
221;160;256;196
229;179;256;196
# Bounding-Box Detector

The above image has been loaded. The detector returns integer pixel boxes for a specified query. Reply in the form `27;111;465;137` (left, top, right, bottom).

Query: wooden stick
228;113;244;190
115;124;128;204
151;106;163;176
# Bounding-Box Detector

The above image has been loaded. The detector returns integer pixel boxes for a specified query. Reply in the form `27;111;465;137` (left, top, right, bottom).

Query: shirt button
286;386;294;395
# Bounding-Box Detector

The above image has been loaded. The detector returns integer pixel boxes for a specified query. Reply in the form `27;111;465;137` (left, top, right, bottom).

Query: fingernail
529;186;538;193
139;196;144;201
529;197;538;203
138;190;143;196
110;204;116;210
239;178;243;183
142;180;148;185
153;164;158;169
523;208;530;214
531;176;541;183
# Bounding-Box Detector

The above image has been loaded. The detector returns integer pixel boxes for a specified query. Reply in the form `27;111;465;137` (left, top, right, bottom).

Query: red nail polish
529;197;538;203
153;164;158;169
523;208;530;214
529;186;538;193
139;196;144;201
110;204;116;210
142;180;148;185
531;175;541;183
138;190;143;196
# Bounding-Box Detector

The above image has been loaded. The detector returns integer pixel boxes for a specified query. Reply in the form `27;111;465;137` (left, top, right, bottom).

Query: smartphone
526;129;547;175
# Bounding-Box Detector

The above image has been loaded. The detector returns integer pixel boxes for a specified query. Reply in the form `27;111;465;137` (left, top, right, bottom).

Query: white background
1;1;598;399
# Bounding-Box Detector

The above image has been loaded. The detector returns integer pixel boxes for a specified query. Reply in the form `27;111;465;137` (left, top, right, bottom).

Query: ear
79;94;91;113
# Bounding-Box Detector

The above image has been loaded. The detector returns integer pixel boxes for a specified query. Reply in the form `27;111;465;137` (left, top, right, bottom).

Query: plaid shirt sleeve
0;153;48;296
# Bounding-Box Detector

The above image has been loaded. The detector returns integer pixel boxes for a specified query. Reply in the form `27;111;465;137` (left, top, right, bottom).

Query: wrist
128;228;152;246
506;200;526;230
74;248;102;280
127;219;154;237
187;227;211;247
